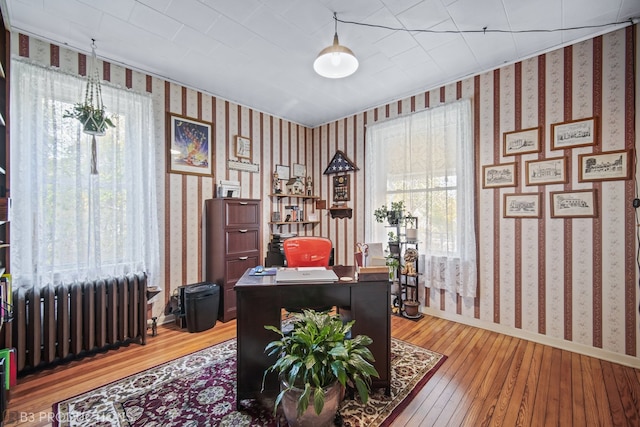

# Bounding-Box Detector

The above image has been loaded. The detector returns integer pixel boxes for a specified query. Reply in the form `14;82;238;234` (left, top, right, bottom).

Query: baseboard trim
420;307;640;369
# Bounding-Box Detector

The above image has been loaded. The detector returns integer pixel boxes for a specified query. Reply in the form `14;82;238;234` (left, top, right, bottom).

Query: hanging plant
63;103;114;136
63;40;115;174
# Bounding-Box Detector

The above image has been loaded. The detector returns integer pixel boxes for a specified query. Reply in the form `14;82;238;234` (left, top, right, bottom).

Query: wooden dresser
205;198;261;322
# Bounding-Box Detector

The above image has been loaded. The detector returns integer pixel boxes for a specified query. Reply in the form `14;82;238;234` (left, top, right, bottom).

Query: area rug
53;338;445;426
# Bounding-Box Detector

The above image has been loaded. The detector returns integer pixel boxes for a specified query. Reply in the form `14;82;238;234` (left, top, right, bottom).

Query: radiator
10;273;148;374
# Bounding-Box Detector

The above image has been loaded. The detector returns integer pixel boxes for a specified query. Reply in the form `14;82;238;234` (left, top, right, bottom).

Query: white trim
420;307;640;369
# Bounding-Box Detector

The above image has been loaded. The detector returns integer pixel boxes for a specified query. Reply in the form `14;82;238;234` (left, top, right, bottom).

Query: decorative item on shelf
263;309;378;426
387;231;400;255
401;248;419;277
63;39;115;175
272;171;281;194
306;176;313;196
286;176;305;195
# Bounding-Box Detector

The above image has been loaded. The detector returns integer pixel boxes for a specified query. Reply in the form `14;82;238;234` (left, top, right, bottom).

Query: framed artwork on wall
550;117;597;150
275;164;290;181
482;163;517;188
332;175;350;202
503;127;540;156
578;150;632;182
503;193;542;218
235;135;251;159
550;189;598;218
166;113;214;177
525;157;568;186
292;163;306;178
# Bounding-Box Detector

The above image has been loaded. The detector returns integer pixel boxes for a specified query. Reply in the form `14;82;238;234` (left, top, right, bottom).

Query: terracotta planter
281;379;342;427
404;300;420;317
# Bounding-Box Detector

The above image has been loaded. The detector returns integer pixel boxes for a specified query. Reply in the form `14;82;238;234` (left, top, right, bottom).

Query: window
10;59;159;289
365;99;477;297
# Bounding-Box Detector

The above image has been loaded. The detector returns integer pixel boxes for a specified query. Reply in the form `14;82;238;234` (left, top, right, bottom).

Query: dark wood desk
234;265;391;408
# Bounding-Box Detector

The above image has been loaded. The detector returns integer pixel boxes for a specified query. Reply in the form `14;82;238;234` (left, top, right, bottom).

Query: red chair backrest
283;237;332;267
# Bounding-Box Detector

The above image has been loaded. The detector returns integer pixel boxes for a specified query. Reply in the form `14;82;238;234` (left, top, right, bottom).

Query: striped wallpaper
14;24;639;365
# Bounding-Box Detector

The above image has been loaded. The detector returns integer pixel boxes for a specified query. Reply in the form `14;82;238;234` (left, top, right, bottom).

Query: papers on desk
275;267;339;283
249;267;277;276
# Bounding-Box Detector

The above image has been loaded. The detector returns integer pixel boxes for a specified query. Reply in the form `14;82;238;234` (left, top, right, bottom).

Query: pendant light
313;13;358;79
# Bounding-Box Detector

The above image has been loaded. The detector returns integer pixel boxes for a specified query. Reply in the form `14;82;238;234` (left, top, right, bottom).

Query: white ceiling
3;0;639;127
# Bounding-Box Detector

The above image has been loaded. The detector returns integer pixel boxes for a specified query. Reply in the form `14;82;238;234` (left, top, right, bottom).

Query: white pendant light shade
313;14;358;79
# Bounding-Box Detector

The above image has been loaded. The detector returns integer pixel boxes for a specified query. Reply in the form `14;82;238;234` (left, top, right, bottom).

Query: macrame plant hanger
83;39;109;174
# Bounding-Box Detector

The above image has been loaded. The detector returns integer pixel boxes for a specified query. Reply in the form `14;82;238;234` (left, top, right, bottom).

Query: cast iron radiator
10;273;147;375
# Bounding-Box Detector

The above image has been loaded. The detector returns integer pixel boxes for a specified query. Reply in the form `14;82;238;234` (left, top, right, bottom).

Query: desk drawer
225;199;260;228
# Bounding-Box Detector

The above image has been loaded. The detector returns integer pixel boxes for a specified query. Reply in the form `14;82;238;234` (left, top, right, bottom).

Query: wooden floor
3;314;640;426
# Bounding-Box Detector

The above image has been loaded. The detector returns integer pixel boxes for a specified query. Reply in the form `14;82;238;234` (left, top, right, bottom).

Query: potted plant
404;214;418;241
373;200;405;225
64;103;115;136
262;309;379;427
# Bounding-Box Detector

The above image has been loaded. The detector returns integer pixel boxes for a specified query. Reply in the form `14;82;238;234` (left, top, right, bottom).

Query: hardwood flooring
3;314;640;426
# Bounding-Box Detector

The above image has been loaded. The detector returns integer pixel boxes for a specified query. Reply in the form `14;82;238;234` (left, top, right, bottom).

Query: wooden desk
234;265;391;408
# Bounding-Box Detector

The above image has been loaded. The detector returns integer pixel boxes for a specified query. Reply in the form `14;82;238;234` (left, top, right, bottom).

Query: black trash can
184;282;220;333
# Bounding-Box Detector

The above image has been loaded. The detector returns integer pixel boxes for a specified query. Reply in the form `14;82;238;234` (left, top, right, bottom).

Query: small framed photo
482;163;517;188
275;164;290;181
578;150;632;182
551;117;597;150
550;189;598;218
525;157;568;186
166;113;213;177
235;135;251;159
504;193;542;218
292;163;306;178
503;127;540;156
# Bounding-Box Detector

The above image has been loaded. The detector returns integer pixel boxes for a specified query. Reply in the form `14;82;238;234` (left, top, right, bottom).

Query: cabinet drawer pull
239;256;248;260
239;202;248;205
238;229;248;233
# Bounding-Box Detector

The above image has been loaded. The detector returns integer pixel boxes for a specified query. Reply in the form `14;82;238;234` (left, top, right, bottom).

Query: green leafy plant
387;231;399;242
262;309;379;417
64;103;115;135
373;200;406;225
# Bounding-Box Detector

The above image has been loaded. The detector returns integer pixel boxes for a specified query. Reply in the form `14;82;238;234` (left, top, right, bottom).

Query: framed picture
504;193;542;218
551;117;597;150
275;164;290;181
550;189;598;218
578;150;632;182
503;127;540;156
166;113;213;176
292;163;306;178
525;157;567;186
332;175;350;202
235;135;251;159
482;163;517;188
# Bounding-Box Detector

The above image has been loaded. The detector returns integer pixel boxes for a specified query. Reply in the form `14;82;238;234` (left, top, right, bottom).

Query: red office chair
282;236;333;316
283;236;332;267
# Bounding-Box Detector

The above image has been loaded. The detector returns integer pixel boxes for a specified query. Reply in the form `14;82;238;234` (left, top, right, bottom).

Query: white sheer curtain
10;59;160;289
365;99;477;298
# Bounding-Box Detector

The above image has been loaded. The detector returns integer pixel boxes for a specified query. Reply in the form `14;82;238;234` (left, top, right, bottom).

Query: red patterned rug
53;338;445;426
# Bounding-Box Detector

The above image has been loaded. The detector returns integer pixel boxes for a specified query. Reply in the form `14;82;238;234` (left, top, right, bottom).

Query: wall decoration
235;135;251;159
550;189;597;218
503;127;540;156
503;193;542;218
292;163;306;178
332;175;350;202
550;117;597;150
525;157;567;186
228;159;259;173
166;113;213;177
482;163;517;188
324;150;359;174
578;150;631;182
275;164;290;181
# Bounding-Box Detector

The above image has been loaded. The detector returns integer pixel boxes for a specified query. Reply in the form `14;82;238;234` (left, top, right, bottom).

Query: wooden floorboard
3;314;640;426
